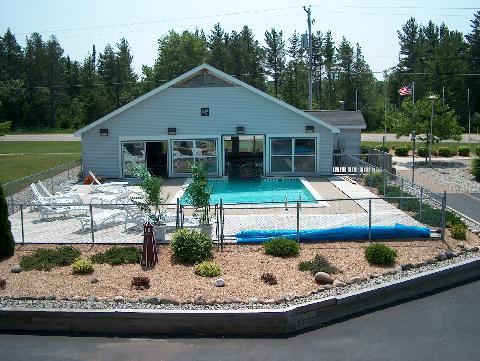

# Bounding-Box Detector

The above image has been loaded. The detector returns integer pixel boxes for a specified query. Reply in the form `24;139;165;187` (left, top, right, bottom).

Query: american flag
398;85;413;96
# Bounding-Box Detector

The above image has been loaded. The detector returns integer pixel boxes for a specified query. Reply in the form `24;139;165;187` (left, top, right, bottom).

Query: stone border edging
1;257;479;336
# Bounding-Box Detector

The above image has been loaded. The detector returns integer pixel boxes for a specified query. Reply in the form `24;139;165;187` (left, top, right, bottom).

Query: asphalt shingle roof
304;110;366;128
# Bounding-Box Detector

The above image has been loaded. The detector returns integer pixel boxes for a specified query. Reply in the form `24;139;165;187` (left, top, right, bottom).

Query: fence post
51;178;54;194
20;204;25;244
176;198;180;230
180;205;184;228
420;187;424;223
89;203;95;244
441;191;447;240
400;178;404;210
296;201;300;244
220;198;224;252
368;199;372;242
67;168;70;180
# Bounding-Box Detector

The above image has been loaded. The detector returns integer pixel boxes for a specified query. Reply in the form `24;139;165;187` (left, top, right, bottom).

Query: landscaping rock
44;294;56;301
213;278;225;287
90;277;99;284
113;296;124;303
0;278;6;290
394;266;403;273
160;298;179;305
11;265;22;273
323;284;333;290
426;258;437;264
369;273;380;279
444;251;454;259
284;294;295;302
350;277;368;284
194;294;206;305
249;297;259;304
72;296;85;302
384;269;397;276
464;245;479;252
458;243;465;249
401;263;415;271
314;272;334;284
435;253;447;261
139;296;160;305
87;295;97;302
333;280;346;288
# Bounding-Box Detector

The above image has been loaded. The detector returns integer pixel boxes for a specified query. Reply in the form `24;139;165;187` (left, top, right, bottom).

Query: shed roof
74;64;340;136
304;110;366;129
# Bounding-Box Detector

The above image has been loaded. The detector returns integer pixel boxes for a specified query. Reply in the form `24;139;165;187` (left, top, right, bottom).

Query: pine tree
0;184;14;259
336;37;355;110
208;23;228;71
467;11;480;115
322;31;336;107
264;28;285;98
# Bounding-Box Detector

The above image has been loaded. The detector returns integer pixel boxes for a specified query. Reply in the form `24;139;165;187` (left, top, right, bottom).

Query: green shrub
91;246;141;265
72;258;94;275
471;158;480;181
20;246;81;271
446;211;466;228
457;146;470;157
364;172;384;188
475;146;480;157
194;261;221;277
374;145;390;153
413;205;465;228
378;185;401;198
171;229;213;264
401;196;421;211
365;243;397;266
394;146;409;156
416;146;428;157
0;184;14;259
264;238;299;257
450;224;467;240
298;254;339;275
437;146;451;157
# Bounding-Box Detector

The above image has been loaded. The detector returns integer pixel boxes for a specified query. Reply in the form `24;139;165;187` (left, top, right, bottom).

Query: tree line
0;11;479;133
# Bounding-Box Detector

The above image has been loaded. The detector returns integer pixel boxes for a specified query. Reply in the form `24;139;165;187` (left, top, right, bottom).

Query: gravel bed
1;250;478;312
413;160;480;194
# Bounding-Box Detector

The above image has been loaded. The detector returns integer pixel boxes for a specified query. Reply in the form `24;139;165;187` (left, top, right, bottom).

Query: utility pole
468;88;471;152
304;5;313;110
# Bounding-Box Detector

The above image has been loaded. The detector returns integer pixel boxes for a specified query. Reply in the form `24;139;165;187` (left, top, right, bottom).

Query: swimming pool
179;178;319;205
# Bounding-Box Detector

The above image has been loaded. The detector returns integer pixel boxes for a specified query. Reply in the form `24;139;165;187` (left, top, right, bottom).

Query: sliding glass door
171;139;217;175
270;138;316;173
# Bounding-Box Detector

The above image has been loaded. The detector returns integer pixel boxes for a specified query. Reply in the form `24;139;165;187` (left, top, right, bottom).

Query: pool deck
8;177;424;244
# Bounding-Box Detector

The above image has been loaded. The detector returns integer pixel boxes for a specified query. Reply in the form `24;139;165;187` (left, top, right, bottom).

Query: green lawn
0;153;80;188
0;141;81;154
362;141;480;153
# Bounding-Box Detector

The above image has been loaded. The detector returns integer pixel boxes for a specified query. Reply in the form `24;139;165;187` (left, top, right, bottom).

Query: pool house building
75;64;364;179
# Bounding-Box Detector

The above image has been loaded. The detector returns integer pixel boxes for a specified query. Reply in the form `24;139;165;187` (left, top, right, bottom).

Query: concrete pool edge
1;256;479;336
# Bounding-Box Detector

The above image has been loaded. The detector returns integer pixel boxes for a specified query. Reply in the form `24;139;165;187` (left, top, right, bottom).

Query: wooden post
368;199;372;242
20;204;25;244
296;201;300;244
441;191;447;240
89;203;95;244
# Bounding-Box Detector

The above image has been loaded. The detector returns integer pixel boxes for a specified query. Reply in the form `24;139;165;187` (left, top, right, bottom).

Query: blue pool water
180;178;316;204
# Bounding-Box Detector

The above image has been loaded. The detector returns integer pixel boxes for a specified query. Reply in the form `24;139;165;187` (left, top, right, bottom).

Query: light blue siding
81;86;334;178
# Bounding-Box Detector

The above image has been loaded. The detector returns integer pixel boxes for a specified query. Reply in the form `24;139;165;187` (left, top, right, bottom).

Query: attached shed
74;64;340;179
305;110;366;154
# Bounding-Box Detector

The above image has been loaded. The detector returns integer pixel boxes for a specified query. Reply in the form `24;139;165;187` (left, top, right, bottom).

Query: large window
122;142;146;178
270;138;316;173
172;139;217;174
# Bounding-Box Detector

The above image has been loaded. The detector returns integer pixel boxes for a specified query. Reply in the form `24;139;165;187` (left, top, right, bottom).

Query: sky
1;0;479;79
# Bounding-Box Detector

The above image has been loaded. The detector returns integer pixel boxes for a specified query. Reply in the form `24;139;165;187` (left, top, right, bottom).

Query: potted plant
184;163;212;236
133;166;168;242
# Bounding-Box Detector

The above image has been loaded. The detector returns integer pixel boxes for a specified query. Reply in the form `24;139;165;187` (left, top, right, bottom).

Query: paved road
362;133;480;143
447;193;480;224
1;280;480;361
0;134;77;141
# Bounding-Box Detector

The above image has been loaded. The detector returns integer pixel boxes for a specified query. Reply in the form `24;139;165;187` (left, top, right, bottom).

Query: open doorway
223;135;264;178
146;141;168;178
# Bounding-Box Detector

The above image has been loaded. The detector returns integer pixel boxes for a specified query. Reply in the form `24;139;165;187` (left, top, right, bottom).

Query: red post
141;222;158;268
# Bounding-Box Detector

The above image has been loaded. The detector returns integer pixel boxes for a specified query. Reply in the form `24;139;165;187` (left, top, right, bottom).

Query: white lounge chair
38;203;89;221
78;208;126;231
90;191;133;205
36;181;82;204
30;184;81;210
87;171;130;194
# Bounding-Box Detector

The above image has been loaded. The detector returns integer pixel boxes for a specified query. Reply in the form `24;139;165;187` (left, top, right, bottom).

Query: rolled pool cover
236;224;430;243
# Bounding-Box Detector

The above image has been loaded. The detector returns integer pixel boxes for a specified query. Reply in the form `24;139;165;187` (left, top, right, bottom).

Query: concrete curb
1;257;479;336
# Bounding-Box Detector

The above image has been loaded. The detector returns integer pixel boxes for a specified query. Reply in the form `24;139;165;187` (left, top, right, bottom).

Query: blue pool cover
236;224;430;243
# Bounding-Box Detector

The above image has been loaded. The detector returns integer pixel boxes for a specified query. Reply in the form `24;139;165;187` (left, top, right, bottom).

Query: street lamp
428;95;438;167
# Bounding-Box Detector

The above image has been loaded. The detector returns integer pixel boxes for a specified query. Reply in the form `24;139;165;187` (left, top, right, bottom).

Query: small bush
416;146;428;157
457;146;470;157
450;224;467;240
374;145;390;153
437;146;451;157
171;229;213;264
446;211;466;228
298;254;339;275
132;276;150;289
378;185;401;198
364;172;384;188
394;146;409;156
264;238;299;257
475;146;480;157
91;246;141;265
194;261;221;277
72;258;94;275
471;158;480;182
365;243;397;266
20;246;81;271
261;272;278;285
401;196;421;212
413;205;441;227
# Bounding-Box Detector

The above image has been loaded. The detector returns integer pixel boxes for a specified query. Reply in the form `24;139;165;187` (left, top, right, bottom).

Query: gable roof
304;110;366;129
74;64;340;136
